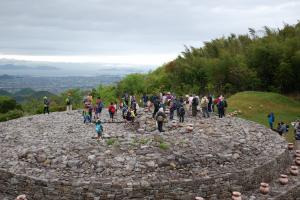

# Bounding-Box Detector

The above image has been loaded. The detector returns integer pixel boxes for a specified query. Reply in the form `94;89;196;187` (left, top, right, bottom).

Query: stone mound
0;109;291;199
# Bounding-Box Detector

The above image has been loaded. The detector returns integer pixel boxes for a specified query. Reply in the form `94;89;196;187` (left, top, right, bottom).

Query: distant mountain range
0;64;59;70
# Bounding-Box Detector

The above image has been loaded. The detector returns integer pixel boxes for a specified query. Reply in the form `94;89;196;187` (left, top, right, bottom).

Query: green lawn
227;91;300;142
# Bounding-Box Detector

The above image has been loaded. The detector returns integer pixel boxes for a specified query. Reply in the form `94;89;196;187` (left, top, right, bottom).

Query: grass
159;142;169;150
227;91;300;142
106;138;117;146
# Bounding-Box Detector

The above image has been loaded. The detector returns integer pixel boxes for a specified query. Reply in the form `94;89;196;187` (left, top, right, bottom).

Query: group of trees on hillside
117;22;300;96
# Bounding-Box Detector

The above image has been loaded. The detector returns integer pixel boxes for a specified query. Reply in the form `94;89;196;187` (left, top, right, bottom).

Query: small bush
159;142;169;150
0;109;23;122
106;138;116;146
0;96;17;113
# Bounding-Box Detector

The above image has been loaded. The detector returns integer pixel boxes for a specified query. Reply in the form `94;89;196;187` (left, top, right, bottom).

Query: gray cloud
0;0;299;59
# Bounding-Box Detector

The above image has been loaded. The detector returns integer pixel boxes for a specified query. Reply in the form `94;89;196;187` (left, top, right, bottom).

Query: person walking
43;96;50;114
108;102;116;122
155;108;166;132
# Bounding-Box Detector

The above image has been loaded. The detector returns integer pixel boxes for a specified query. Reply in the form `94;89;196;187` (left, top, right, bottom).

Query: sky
0;0;299;66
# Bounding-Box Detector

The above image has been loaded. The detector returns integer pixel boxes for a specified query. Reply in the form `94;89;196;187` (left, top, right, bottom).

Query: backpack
66;98;70;105
179;107;185;115
95;124;103;133
109;106;115;113
192;97;198;106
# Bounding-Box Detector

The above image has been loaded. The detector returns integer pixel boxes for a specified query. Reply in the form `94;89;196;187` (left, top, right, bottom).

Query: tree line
117;22;300;96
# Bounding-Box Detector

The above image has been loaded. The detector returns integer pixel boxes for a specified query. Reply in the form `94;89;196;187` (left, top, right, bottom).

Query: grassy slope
227;91;300;142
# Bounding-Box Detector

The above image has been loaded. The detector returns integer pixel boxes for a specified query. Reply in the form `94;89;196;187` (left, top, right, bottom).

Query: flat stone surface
0;109;289;199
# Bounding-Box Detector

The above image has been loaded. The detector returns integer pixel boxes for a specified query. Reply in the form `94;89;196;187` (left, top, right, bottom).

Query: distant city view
0;59;155;93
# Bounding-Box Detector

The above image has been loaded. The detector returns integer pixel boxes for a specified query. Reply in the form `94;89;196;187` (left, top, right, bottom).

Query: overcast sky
0;0;299;66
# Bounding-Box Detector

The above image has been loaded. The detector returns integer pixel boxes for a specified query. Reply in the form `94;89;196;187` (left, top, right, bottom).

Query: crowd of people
43;91;299;141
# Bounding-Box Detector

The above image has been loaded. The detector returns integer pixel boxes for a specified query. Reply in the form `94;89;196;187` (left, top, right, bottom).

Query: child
95;119;103;140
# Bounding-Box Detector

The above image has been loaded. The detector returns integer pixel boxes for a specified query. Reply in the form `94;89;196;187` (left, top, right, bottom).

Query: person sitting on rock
155;108;166;132
126;107;136;123
276;122;288;136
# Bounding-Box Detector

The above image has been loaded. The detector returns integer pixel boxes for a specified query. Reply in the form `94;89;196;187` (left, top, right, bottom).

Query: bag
179;107;185;115
157;115;164;122
109;106;115;113
192;97;198;106
66;98;70;105
96;124;103;133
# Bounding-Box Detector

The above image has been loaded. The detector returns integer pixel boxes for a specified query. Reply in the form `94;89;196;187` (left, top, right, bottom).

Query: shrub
0;109;23;122
0;96;17;113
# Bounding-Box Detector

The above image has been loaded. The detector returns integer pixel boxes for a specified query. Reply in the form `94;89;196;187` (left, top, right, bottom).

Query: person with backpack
267;112;275;129
95;119;103;140
153;98;160;118
43;96;50;114
200;96;209;118
108;102;116;122
65;93;72;112
178;105;185;123
155;108;166;132
192;95;199;117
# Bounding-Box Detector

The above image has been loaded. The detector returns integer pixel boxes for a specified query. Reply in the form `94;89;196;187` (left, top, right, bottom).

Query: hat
159;108;164;112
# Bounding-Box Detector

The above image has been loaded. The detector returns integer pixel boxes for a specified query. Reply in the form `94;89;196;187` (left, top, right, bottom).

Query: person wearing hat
155;107;166;132
43;96;50;114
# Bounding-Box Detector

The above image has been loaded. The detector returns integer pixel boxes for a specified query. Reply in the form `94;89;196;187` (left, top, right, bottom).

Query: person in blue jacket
268;112;275;129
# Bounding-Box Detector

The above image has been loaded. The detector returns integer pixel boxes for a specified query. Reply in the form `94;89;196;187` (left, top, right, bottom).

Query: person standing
217;96;227;118
65;93;72;112
267;112;275;129
155;108;166;132
142;94;148;108
191;95;199;117
169;101;176;120
95;97;104;119
43;96;50;114
178;105;185;123
201;96;209;118
208;95;213;113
